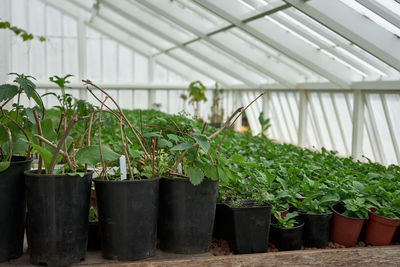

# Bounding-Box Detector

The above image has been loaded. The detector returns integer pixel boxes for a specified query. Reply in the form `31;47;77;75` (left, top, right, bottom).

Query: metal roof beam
65;0;236;86
192;0;355;88
284;9;398;78
135;0;296;87
354;0;400;29
284;0;400;72
40;0;153;56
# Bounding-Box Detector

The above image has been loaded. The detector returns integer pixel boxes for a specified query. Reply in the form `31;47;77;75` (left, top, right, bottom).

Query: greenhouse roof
15;0;400;89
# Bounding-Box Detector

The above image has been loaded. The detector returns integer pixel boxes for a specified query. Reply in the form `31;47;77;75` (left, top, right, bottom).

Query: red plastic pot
330;204;365;246
365;211;400;246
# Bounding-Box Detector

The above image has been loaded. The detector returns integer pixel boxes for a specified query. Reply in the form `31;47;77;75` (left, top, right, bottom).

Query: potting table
1;246;399;266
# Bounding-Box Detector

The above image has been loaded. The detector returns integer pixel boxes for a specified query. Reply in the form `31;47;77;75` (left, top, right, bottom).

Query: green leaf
194;135;210;153
167;134;179;142
170;142;193;151
217;166;228;183
75;145;120;166
66;172;85;177
159;139;173;148
30;142;54;171
143;132;162;138
320;194;340;204
0;161;10;172
186;166;204;186
0;84;19;102
15;77;36;98
204;164;218;180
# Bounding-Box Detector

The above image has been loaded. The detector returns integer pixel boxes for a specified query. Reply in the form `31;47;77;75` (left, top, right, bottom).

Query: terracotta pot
330;204;365;246
365;211;400;246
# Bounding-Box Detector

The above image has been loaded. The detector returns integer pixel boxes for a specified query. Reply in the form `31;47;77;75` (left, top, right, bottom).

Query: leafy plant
258;111;271;138
187;81;207;117
272;211;299;228
0;18;45;42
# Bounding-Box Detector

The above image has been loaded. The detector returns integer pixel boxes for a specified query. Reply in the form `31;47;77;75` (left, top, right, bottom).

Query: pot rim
93;176;160;183
331;204;366;221
160;176;218;183
24;169;94;177
228;203;272;210
299;210;333;216
271;221;305;230
368;210;400;226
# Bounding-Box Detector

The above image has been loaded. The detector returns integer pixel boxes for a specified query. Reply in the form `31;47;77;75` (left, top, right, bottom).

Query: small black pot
0;156;32;262
271;221;304;251
87;221;101;250
299;211;332;248
213;203;233;240
94;177;159;261
229;202;272;254
158;177;218;254
25;170;92;267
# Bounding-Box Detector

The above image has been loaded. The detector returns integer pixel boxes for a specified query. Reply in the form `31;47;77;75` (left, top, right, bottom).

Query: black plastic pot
158;177;219;254
271;221;304;251
94;177;159;261
25;170;92;267
87;221;101;250
229;202;272;254
299;211;332;248
213;203;233;240
0;156;31;262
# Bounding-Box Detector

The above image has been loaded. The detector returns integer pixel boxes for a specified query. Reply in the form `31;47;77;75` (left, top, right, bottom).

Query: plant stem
34;135;68;158
98;97;108;180
48;113;78;174
33;110;43;174
120;120;134;180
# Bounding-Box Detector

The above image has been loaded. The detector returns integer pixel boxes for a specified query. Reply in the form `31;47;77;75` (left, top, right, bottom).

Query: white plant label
120;155;127;180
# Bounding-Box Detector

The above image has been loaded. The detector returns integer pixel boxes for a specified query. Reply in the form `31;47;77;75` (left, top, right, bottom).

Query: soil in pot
25;170;92;267
270;221;304;251
364;210;400;246
94;177;159;261
0;156;32;262
158;177;218;254
228;201;272;254
330;204;365;247
299;211;332;248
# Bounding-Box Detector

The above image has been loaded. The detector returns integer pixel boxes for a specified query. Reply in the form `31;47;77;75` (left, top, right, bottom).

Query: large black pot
271;221;304;251
94;177;159;261
229;202;272;254
300;211;332;248
0;156;31;262
158;177;218;254
25;170;92;267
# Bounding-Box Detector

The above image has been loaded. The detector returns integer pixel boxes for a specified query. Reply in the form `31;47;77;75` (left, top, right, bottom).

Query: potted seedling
330;198;369;247
83;80;164;261
270;211;304;251
157;94;263;254
0;73;44;262
23;77;109;266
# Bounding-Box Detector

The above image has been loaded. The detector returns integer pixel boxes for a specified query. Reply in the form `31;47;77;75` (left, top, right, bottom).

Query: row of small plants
0;74;260;265
1;74;399;265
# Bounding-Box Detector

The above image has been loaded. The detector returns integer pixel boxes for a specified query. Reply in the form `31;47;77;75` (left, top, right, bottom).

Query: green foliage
272;211;299;228
0;18;46;42
75;145;120;166
258;112;271;138
187;81;207;104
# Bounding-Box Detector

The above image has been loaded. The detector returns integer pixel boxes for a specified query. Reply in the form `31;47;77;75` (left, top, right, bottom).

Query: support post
77;14;87;100
297;90;308;147
148;57;155;109
233;90;242;132
351;90;364;160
